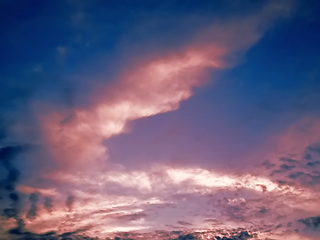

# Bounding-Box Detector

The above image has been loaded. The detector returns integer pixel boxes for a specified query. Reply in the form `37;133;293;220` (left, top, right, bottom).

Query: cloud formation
3;1;320;239
37;0;295;174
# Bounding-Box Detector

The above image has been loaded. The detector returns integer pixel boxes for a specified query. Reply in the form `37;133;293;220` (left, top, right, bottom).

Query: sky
1;0;320;239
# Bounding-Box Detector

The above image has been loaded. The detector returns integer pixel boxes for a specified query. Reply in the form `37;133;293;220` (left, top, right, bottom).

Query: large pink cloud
40;45;225;171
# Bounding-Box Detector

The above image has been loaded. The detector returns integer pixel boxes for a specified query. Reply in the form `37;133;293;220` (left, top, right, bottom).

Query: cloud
66;195;75;212
6;163;314;238
299;216;320;230
43;197;53;213
110;230;253;240
0;146;24;192
0;145;27;227
263;143;320;190
251;116;320;239
6;125;320;238
40;45;226;171
298;216;320;240
26;193;40;219
0;0;306;238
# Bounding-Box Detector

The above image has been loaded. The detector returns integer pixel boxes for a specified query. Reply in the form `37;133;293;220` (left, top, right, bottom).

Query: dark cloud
306;161;320;167
66;195;75;212
303;143;320;161
287;171;320;187
26;192;40;219
213;231;252;240
8;218;26;235
264;142;320;189
298;216;320;230
59;228;89;238
280;164;295;171
306;145;320;154
2;193;20;219
44;196;53;213
2;207;18;218
0;145;26;222
177;221;193;226
7;224;92;240
298;216;320;239
304;153;312;160
280;157;299;164
261;160;276;169
111;212;147;222
0;146;25;191
9;192;19;204
175;233;196;240
271;163;296;175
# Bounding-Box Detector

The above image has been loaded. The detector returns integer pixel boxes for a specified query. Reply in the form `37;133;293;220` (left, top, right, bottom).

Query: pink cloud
40;47;224;171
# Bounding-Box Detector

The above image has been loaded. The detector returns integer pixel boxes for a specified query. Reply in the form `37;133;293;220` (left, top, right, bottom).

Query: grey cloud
177;221;193;226
288;171;320;186
298;216;320;230
262;160;276;169
306;145;320;154
66;195;75;212
304;153;312;160
271;163;296;175
7;222;90;240
44;196;53;213
280;164;295;171
111;212;147;222
213;231;252;240
175;233;196;240
306;161;320;167
26;192;40;219
303;143;320;161
0;146;24;192
280;157;299;164
264;141;320;189
0;145;26;221
2;208;17;218
297;216;320;240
